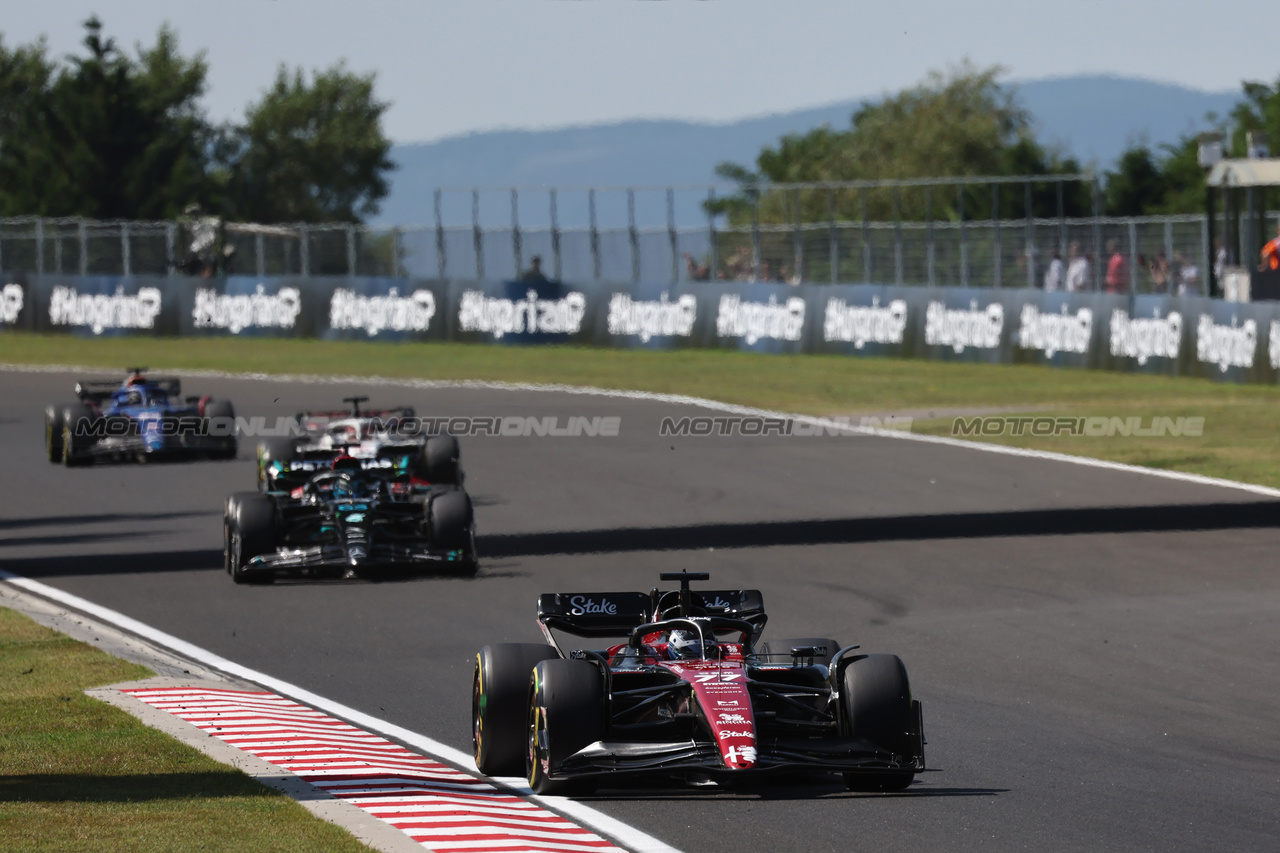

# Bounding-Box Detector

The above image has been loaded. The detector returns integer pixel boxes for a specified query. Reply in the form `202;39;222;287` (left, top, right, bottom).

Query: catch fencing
3;179;1269;295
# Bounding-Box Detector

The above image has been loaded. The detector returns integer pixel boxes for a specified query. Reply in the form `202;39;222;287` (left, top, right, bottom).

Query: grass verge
0;606;375;853
3;332;1279;489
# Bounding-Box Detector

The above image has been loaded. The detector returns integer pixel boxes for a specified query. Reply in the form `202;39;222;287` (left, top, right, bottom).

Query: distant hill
374;75;1239;229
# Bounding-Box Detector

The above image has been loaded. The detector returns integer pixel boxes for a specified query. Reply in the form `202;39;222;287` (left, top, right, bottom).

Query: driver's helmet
333;475;377;501
124;388;144;406
668;629;706;660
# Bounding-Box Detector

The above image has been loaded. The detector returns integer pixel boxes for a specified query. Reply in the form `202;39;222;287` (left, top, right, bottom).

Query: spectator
1213;238;1228;283
1105;239;1129;294
683;252;711;281
1174;252;1200;296
1043;248;1064;291
758;259;775;282
1065;241;1091;292
1147;252;1171;293
520;255;548;283
728;246;752;281
1260;223;1280;271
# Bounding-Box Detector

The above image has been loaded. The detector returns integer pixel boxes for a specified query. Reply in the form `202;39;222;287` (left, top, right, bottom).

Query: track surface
4;369;1280;852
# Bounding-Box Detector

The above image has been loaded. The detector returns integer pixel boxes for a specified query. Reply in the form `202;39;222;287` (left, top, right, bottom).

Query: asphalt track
3;367;1280;853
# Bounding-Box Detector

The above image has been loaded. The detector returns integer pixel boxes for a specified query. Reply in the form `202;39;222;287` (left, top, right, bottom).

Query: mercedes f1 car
228;399;474;583
44;368;237;466
472;571;925;795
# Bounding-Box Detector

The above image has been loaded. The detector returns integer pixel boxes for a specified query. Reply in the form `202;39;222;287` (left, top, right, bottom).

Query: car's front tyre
840;654;917;792
526;659;603;796
225;492;277;585
473;644;559;776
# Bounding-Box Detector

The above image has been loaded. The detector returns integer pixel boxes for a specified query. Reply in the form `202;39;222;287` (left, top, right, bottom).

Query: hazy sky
4;1;1272;144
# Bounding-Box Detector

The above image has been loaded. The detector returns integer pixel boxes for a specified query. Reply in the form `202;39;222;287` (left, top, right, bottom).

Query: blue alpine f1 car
44;368;238;466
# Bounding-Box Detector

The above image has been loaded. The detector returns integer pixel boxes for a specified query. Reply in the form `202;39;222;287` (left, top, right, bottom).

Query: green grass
0;607;375;853
3;331;1280;489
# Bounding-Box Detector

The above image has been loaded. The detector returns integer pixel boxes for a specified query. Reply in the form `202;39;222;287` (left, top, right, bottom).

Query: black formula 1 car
44;368;237;465
472;571;925;795
225;450;476;583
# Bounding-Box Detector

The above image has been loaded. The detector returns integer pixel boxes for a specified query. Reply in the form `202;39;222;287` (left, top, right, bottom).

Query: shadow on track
0;511;218;532
480;500;1280;558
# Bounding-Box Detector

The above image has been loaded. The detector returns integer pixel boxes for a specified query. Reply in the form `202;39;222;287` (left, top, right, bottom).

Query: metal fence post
166;223;177;274
589;189;600;282
551;189;562;281
892;185;902;286
1128;219;1139;295
78;218;87;275
1091;177;1103;292
667;188;678;284
750;192;761;281
707;187;718;281
992;184;1001;289
53;226;62;274
256;233;265;277
122;221;131;276
791;188;803;283
926;186;935;286
35;217;44;275
959;185;968;287
511;188;522;276
390;227;401;278
434;190;446;279
1024;181;1034;288
828;188;838;285
1164;219;1174;292
299;225;309;276
346;224;356;276
1056;180;1066;258
628;188;639;284
472;189;484;280
861;187;870;283
1201;213;1211;297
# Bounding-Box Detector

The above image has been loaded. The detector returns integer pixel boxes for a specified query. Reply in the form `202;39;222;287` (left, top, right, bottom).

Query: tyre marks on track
125;686;624;853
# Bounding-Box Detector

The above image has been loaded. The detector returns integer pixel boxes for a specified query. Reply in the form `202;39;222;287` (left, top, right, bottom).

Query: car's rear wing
537;588;766;639
76;377;181;402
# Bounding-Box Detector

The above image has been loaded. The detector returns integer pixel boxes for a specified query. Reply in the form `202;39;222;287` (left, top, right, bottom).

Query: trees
0;18;393;224
710;63;1091;225
217;64;394;223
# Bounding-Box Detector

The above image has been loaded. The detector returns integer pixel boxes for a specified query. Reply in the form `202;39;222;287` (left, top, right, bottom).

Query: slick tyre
473;644;559;776
757;637;842;666
428;489;475;570
203;399;237;460
527;659;603;796
45;404;71;463
418;434;461;485
60;403;95;467
257;436;296;491
841;654;916;792
225;492;276;585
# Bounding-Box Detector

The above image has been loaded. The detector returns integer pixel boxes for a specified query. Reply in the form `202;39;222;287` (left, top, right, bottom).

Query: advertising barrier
7;273;1280;385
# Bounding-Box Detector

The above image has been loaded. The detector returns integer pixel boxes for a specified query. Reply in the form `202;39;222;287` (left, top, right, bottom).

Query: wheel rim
527;704;548;786
472;667;483;762
61;423;72;463
45;420;53;457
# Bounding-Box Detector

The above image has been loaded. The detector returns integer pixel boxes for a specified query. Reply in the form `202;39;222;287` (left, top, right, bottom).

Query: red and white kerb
124;687;625;853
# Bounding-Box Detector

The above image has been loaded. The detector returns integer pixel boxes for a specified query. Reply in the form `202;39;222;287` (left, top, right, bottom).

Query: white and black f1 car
472;572;925;795
44;368;237;465
257;396;461;493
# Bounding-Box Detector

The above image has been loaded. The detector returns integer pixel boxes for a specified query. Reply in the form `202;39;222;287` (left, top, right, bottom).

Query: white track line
0;570;683;853
5;361;1279;499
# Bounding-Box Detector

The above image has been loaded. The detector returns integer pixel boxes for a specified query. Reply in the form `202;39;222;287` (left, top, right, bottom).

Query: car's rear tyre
204;399;237;459
427;489;475;572
757;637;842;666
225;492;277;584
61;404;95;467
841;654;916;792
45;404;71;463
257;436;297;491
473;644;559;776
418;434;461;485
527;659;603;796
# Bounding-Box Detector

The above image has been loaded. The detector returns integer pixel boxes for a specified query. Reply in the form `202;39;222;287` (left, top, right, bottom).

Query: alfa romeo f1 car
472;572;925;795
44;368;237;466
228;398;475;583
